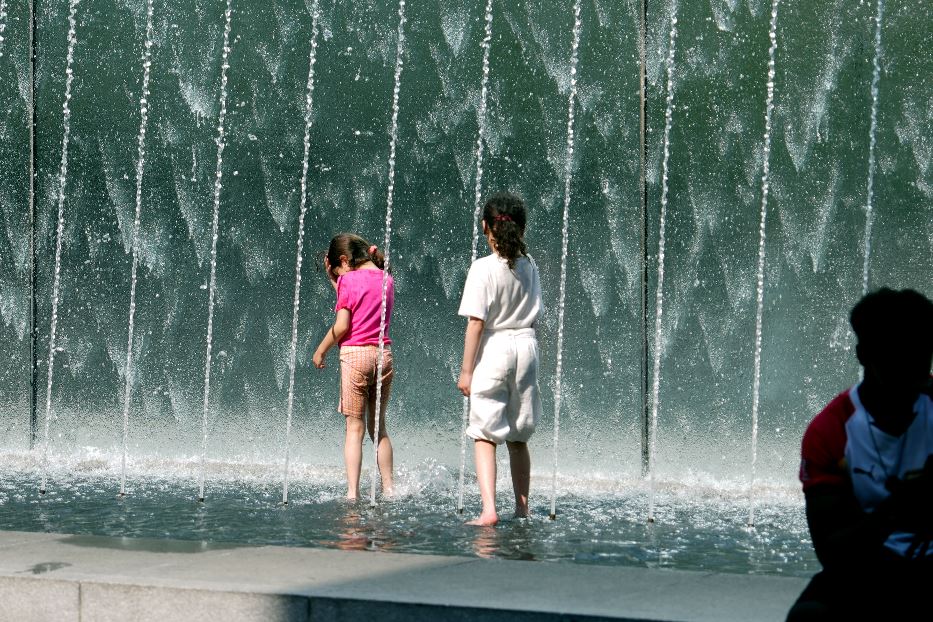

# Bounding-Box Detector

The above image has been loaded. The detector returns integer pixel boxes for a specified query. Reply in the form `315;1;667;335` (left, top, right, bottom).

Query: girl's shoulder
345;267;386;278
349;268;393;289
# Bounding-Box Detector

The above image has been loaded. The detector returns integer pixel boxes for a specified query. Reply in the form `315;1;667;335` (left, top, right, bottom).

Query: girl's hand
313;349;327;369
457;370;472;397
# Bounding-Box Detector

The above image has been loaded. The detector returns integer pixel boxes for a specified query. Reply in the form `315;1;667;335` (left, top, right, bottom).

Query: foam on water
2;448;802;506
0;448;814;576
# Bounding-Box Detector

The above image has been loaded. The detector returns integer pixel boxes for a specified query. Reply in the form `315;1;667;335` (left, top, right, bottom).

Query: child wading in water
457;192;543;526
313;234;395;501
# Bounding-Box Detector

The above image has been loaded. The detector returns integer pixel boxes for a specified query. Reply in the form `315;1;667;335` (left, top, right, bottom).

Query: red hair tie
368;245;377;255
494;214;513;222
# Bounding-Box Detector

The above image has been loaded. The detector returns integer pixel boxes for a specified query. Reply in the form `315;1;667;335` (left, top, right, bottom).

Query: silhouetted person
787;288;932;621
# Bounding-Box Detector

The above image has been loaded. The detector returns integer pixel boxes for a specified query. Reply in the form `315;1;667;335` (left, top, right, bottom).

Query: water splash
119;0;156;497
749;0;781;528
458;0;494;515
198;0;234;503
371;0;406;508
469;0;494;265
861;0;885;295
40;0;81;495
549;0;583;521
647;1;678;523
0;0;8;59
282;0;321;506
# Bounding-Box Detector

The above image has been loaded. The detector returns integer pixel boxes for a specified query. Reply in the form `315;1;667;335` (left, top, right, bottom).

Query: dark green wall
1;0;929;484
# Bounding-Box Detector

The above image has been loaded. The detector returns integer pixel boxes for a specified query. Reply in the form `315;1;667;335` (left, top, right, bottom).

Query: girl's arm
457;317;485;396
313;309;350;369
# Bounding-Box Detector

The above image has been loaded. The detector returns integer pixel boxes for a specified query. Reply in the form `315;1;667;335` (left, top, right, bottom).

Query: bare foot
346;494;359;503
466;512;498;527
513;509;529;520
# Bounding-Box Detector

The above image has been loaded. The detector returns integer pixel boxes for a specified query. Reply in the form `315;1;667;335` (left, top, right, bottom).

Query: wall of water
1;0;930;487
0;0;31;450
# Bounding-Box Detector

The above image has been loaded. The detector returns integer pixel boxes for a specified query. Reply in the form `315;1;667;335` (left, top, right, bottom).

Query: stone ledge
0;530;809;622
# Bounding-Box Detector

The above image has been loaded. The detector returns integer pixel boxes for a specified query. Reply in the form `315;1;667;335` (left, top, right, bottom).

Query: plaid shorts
338;345;394;420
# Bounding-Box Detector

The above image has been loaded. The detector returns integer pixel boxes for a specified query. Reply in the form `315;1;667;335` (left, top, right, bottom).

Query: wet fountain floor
0;463;818;579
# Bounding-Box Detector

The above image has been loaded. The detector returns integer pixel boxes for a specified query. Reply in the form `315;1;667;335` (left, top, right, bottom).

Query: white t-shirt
458;254;541;330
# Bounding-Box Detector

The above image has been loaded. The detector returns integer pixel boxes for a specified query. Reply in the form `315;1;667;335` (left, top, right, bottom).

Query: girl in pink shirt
313;233;395;500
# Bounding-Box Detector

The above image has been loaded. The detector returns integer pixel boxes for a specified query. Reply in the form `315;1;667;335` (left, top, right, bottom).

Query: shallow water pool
0;455;818;578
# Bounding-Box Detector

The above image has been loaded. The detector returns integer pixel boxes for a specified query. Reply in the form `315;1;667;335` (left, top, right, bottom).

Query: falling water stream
0;0;8;59
39;0;80;495
861;0;885;295
198;0;234;503
647;1;678;523
370;0;407;508
119;0;156;497
281;0;321;507
549;0;583;521
749;0;781;528
457;0;494;515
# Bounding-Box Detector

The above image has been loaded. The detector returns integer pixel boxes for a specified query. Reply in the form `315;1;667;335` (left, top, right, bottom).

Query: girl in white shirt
457;192;543;526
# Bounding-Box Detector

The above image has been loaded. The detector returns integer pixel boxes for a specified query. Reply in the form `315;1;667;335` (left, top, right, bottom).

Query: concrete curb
0;530;808;622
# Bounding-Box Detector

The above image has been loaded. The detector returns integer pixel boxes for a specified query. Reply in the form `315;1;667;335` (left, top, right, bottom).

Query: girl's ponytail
368;244;386;270
482;191;528;270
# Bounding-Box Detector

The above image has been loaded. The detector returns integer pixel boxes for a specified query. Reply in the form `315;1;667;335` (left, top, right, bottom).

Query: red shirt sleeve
800;391;855;493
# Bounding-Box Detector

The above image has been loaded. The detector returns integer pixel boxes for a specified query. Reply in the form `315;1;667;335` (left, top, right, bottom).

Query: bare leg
367;398;394;496
467;439;498;526
344;416;365;500
506;441;530;518
377;435;394;495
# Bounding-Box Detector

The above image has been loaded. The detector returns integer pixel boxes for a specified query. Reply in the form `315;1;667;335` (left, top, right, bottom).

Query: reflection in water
0;470;817;577
332;507;370;551
470;519;536;561
324;504;398;552
470;525;497;559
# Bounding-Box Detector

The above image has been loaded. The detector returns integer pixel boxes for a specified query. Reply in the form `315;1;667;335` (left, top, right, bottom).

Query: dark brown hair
482;191;528;270
326;233;386;278
851;287;933;358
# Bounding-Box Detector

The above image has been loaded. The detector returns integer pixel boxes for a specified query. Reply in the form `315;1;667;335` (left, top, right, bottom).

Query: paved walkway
0;530;807;621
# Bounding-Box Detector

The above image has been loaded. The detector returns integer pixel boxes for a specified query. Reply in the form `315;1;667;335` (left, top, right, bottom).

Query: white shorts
467;328;541;444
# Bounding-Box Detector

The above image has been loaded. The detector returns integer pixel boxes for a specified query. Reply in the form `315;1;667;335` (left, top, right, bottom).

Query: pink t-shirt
335;269;394;346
